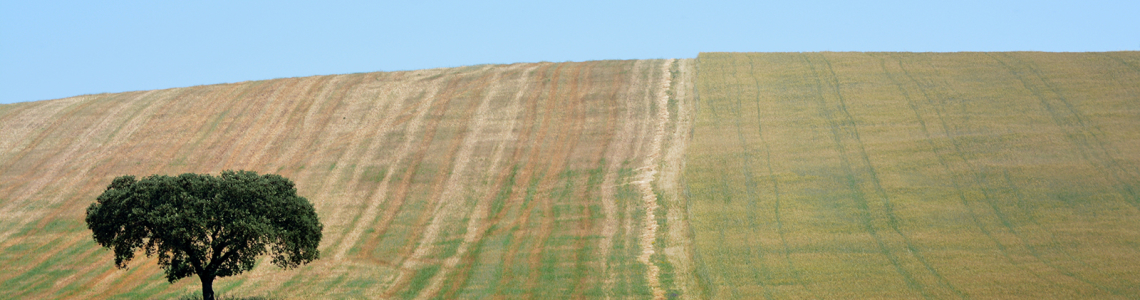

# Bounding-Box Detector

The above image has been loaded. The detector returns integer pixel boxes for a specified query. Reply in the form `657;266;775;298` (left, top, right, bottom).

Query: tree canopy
85;170;322;300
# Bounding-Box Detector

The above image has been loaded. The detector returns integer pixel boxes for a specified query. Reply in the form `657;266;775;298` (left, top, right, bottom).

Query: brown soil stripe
436;64;543;299
571;61;622;299
369;69;494;296
408;64;539;299
0;94;116;205
495;62;571;297
2;88;183;254
374;70;484;298
0;58;700;298
521;62;579;296
351;70;449;267
524;61;591;297
71;86;256;298
0;91;171;253
387;68;499;297
328;71;426;261
485;63;560;298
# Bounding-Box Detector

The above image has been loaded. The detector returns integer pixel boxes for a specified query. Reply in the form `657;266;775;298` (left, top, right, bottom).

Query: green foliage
85;170;322;299
175;292;280;300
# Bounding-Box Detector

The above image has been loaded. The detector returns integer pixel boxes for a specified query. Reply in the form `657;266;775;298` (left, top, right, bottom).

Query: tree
85;170;322;300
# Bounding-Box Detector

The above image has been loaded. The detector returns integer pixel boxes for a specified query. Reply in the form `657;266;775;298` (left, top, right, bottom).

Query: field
0;59;699;299
3;51;1140;299
687;52;1140;299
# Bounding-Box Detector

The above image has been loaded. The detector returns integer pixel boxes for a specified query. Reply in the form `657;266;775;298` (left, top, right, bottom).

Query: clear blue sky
2;0;1137;104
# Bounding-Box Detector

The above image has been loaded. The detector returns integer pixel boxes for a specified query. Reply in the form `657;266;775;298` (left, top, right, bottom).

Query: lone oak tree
86;170;322;300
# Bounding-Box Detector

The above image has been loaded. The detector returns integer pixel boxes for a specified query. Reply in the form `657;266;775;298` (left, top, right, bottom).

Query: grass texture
0;59;698;299
686;52;1140;299
4;51;1140;299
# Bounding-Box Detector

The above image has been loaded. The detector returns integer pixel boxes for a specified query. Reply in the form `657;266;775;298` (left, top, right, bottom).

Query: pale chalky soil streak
660;58;700;299
412;64;536;300
330;71;443;261
598;59;649;294
391;66;510;297
233;72;443;297
635;58;673;300
0;59;702;299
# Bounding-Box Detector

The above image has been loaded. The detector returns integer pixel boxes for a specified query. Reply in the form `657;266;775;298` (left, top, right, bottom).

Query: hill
3;52;1140;299
0;59;698;298
687;52;1140;298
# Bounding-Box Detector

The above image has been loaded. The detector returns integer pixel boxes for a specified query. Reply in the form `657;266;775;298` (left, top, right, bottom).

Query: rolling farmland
687;52;1140;299
3;51;1140;299
0;59;699;299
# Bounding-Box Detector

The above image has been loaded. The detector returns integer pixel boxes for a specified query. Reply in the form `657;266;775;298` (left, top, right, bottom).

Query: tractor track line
745;54;818;299
723;55;774;300
905;53;1108;294
660;58;700;299
804;53;931;299
985;53;1131;296
904;55;1066;290
874;54;975;299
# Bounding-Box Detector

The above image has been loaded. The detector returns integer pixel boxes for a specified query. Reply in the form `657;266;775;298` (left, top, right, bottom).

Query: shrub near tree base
85;170;323;300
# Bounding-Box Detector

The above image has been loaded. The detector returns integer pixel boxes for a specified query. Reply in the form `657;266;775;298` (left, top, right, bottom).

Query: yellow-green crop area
3;52;1140;299
687;52;1140;299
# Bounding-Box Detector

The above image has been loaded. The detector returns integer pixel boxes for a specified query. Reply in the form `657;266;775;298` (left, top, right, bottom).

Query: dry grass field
0;59;699;299
687;52;1140;299
4;51;1140;299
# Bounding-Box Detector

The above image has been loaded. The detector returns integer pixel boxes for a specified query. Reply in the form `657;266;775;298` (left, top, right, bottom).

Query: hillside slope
687;52;1140;299
5;52;1140;299
0;59;698;299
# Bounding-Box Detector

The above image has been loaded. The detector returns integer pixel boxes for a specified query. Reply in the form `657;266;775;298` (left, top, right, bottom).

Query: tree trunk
200;273;215;300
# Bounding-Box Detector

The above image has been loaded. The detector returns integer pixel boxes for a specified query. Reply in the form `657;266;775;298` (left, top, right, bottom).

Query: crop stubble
0;59;698;298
